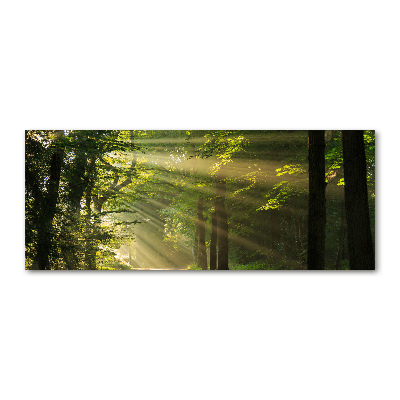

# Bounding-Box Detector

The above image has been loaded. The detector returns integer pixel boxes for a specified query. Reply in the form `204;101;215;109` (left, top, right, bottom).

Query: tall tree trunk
64;151;95;270
270;209;281;252
216;166;229;270
335;195;347;269
33;132;64;270
84;186;97;270
197;197;208;270
191;144;199;266
210;210;217;270
296;215;306;267
84;156;98;270
342;131;375;270
307;131;326;270
193;223;199;266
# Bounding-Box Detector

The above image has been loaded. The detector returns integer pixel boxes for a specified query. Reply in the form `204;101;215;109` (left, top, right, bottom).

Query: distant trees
187;131;247;270
197;196;208;270
209;209;217;270
307;131;326;270
342;131;375;270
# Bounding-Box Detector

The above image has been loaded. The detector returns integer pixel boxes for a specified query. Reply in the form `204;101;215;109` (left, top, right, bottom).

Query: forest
25;130;375;271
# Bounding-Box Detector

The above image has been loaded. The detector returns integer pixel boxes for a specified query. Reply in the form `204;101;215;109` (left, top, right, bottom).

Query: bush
97;262;132;270
187;264;202;270
229;260;291;270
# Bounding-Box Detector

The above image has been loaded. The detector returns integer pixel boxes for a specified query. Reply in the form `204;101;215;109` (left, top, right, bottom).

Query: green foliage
98;263;133;270
191;130;249;174
257;181;306;211
229;260;297;270
276;164;305;176
232;167;263;195
26;130;375;271
187;264;202;270
325;130;375;188
25;130;144;270
325;131;343;171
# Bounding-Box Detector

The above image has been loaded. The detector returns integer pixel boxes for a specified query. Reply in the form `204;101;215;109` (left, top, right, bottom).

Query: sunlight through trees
25;130;375;270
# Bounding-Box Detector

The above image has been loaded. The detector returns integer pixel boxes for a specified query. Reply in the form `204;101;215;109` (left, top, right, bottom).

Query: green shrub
97;263;132;270
187;264;202;270
229;260;291;270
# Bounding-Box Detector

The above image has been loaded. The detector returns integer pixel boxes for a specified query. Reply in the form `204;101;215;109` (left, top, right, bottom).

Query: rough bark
307;131;326;270
342;131;375;270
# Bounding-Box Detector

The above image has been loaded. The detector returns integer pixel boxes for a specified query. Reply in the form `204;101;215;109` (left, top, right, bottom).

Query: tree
25;130;139;270
188;131;248;270
26;130;375;270
209;209;217;270
307;131;326;270
26;130;64;270
216;165;229;270
342;131;375;270
197;196;208;269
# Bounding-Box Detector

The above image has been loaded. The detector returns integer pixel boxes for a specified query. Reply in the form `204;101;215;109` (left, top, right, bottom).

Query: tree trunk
193;223;199;266
307;131;326;270
296;215;306;267
210;210;217;270
33;132;64;270
84;186;97;270
335;195;347;269
342;131;375;270
270;209;281;252
216;167;229;270
197;197;208;270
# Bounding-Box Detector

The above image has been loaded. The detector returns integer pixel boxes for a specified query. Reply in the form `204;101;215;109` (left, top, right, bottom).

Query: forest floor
128;267;189;270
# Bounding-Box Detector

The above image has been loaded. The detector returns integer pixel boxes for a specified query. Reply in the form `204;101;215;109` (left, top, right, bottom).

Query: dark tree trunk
335;195;348;269
307;131;326;270
84;186;97;270
210;211;217;270
84;156;98;270
342;131;375;270
63;152;95;270
197;197;208;270
216;167;229;270
270;209;281;252
33;133;64;270
68;150;89;216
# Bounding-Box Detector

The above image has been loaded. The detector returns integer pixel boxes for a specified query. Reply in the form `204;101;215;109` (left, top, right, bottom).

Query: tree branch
94;131;136;213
